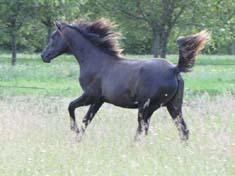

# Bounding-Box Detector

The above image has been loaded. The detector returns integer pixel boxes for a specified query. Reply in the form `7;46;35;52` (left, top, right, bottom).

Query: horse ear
55;21;62;30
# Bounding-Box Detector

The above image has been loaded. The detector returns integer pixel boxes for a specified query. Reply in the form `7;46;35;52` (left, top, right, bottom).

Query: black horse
41;19;210;141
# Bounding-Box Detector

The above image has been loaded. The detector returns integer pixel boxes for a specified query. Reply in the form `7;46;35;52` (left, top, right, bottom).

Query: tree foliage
0;0;35;65
82;0;206;58
0;0;234;64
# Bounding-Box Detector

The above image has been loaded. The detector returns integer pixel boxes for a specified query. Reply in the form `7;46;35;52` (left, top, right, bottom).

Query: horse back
101;58;179;108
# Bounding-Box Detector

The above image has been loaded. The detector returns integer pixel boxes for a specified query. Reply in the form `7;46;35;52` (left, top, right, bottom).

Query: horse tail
176;30;210;73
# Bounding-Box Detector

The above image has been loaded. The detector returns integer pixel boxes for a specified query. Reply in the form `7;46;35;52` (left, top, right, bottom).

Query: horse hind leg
167;105;189;141
135;98;155;141
167;78;189;141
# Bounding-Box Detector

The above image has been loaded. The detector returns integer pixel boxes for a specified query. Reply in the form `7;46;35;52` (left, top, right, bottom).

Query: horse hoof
71;126;79;133
75;132;83;142
70;123;79;133
71;126;75;131
134;134;144;142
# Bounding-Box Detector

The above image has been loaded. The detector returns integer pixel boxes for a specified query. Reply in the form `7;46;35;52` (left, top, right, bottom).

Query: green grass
0;53;80;97
0;53;235;175
0;53;235;97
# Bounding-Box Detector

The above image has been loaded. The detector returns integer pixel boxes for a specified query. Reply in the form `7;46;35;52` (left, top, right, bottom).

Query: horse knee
68;102;75;113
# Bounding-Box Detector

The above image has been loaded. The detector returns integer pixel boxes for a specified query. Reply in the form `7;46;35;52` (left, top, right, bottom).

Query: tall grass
0;94;234;175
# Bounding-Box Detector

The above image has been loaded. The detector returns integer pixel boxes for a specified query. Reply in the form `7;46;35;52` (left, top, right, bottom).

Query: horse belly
102;86;137;108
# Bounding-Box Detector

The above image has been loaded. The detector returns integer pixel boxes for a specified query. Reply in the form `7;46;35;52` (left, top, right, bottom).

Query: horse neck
64;31;114;68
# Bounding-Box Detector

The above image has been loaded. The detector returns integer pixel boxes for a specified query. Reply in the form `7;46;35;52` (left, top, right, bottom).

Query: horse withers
41;19;210;141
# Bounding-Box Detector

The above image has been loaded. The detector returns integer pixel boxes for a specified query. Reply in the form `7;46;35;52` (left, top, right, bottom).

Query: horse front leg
81;101;103;132
68;93;92;133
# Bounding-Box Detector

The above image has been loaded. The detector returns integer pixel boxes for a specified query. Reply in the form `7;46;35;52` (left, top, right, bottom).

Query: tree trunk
151;34;160;58
231;41;235;55
11;32;17;66
151;27;160;58
9;16;17;65
152;29;169;59
42;18;53;43
159;35;168;58
47;26;52;43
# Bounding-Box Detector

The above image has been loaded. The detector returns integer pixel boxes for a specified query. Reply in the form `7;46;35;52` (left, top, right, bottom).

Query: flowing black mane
71;19;123;57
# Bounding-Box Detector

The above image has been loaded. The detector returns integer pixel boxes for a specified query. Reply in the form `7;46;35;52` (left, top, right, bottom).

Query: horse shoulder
79;72;102;97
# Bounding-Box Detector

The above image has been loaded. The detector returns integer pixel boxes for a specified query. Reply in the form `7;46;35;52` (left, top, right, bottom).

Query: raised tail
177;30;211;73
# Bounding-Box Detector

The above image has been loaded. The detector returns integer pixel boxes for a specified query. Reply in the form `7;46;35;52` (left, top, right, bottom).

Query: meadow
0;53;235;176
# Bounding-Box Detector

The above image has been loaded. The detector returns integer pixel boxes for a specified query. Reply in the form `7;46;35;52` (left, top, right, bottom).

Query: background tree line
0;0;234;65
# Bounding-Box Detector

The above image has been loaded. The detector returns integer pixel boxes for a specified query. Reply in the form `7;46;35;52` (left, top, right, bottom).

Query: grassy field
0;53;235;175
1;54;235;97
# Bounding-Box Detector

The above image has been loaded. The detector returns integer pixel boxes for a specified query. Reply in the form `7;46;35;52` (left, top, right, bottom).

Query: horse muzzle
41;52;51;63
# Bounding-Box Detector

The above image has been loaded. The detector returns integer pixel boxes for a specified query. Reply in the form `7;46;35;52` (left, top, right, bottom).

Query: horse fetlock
81;123;86;133
70;120;79;132
179;128;189;141
143;121;150;135
183;129;189;140
82;118;90;126
174;117;189;141
135;122;149;141
134;132;145;142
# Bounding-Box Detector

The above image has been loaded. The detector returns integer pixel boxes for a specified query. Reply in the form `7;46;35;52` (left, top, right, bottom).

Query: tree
178;0;235;54
36;0;65;43
0;0;36;65
36;0;80;43
84;0;197;58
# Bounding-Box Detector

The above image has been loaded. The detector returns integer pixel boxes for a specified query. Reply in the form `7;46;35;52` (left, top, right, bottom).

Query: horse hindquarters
166;76;189;141
134;66;179;140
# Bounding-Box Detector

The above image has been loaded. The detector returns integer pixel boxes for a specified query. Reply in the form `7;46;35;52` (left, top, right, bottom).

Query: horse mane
71;18;123;57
